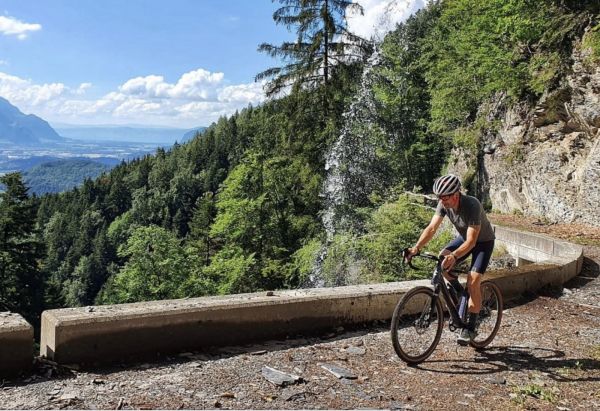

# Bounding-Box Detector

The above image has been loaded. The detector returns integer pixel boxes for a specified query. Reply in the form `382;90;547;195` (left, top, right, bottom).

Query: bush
582;26;600;64
315;195;453;285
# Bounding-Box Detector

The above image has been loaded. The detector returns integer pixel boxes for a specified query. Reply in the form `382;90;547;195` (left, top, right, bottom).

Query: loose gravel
1;249;598;410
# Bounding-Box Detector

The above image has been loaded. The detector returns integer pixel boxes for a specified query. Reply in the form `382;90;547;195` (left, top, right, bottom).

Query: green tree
98;225;209;303
374;3;445;189
0;173;44;322
256;0;368;97
188;192;217;266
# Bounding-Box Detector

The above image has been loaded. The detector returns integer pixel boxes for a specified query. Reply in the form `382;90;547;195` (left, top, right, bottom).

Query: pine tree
256;0;369;97
0;173;44;322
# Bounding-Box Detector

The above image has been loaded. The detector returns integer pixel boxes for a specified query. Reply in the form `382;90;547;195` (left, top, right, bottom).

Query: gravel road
1;249;598;410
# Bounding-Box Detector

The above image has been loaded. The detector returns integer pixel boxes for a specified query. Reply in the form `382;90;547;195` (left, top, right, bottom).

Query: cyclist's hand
404;247;419;262
442;253;457;271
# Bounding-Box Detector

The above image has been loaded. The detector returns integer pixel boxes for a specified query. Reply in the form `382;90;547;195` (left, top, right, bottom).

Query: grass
512;383;558;405
492;243;508;258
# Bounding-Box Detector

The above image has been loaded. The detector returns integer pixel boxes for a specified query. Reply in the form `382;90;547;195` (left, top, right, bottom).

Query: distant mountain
23;158;112;195
0;97;63;145
55;125;206;144
180;127;207;143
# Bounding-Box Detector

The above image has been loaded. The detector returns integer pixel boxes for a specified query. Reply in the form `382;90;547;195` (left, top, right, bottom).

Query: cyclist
405;174;495;345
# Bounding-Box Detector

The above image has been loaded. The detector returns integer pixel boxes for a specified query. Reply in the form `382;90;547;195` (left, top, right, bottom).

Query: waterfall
307;49;387;287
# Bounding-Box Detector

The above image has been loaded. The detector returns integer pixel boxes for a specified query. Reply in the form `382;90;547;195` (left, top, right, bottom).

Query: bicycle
390;249;503;364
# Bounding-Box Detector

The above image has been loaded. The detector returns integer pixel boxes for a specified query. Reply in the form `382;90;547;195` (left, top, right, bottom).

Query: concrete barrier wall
38;226;584;366
494;225;583;271
0;312;33;377
40;280;429;364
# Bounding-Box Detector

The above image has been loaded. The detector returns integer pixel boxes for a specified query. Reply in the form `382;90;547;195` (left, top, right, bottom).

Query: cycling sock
467;312;478;331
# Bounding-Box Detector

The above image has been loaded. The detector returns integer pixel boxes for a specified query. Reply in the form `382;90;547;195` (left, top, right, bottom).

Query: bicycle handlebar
402;248;468;274
402;248;440;269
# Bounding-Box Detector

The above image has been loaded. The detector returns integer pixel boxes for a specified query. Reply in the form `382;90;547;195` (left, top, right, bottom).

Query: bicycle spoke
391;287;443;364
471;282;503;348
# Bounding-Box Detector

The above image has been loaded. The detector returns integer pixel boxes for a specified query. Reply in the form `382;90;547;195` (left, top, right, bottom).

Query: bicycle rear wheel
470;281;503;349
390;286;444;364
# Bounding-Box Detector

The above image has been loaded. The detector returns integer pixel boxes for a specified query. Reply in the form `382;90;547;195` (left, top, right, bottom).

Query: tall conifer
256;0;369;97
0;173;44;321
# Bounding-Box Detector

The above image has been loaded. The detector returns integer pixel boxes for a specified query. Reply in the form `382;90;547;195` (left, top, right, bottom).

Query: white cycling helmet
433;174;461;196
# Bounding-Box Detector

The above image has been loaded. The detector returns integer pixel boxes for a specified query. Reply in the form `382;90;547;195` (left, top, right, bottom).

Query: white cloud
218;81;266;103
0;15;41;39
114;99;162;116
171;69;224;99
119;69;225;100
0;72;90;106
75;83;92;95
119;75;170;98
0;68;267;128
347;0;426;40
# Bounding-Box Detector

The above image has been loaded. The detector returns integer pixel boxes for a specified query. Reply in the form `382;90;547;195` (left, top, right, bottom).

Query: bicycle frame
404;250;469;330
392;249;504;363
431;262;468;330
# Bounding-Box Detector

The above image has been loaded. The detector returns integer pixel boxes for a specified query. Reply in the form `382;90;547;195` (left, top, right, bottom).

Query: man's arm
442;225;480;269
408;214;444;256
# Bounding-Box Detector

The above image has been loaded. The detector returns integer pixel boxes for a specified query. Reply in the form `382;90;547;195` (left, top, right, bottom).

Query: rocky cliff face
450;36;600;227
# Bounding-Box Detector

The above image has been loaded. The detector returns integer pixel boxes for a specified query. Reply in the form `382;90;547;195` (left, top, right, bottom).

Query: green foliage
528;52;562;94
97;225;213;304
203;246;257;294
513;383;557;404
107;210;136;246
0;173;44;322
209;150;322;292
582;26;600;64
16;0;596;317
256;0;370;98
285;238;322;287
419;0;590;132
375;0;596;197
319;233;365;286
315;196;453;286
452;128;480;155
187;192;217;266
23;159;110;195
360;195;452;281
374;3;446;189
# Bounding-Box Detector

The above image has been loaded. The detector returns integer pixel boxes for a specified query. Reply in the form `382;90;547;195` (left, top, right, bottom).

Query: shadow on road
416;345;600;382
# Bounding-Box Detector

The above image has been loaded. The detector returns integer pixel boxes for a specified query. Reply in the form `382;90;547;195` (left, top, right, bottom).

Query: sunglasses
438;193;455;201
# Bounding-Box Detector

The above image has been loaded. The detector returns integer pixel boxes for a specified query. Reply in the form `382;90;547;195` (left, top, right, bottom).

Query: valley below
0;139;162;174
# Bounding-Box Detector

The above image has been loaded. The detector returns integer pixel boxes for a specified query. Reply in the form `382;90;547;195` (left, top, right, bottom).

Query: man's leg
467;271;482;313
457;271;482;345
457;240;494;345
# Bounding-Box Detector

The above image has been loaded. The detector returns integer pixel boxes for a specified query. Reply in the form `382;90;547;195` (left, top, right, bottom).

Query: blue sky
0;0;424;128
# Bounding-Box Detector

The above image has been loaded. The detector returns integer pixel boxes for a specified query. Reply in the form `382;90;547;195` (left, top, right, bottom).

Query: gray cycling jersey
435;194;495;242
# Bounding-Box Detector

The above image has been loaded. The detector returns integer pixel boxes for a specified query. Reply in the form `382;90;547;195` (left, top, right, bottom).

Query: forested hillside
1;0;598;328
23;159;111;195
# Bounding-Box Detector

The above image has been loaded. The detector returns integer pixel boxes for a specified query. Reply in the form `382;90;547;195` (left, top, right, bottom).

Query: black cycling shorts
443;236;495;275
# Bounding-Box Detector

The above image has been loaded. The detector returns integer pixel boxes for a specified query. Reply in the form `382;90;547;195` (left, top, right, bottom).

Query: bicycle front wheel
470;281;503;349
390;286;444;364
